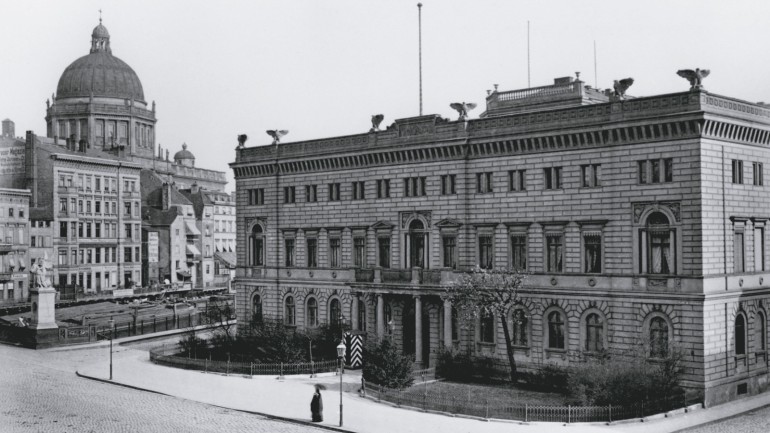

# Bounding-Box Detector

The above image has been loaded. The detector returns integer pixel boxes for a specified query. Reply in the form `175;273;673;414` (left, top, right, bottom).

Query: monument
29;256;58;332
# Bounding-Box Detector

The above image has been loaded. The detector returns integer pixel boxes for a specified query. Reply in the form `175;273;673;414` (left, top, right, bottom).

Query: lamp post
336;340;346;427
108;319;114;380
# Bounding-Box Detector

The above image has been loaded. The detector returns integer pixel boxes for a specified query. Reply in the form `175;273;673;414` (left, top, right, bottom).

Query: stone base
29;328;60;349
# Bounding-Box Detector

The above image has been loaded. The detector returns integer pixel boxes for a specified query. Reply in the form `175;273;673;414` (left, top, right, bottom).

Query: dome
55;21;145;102
174;143;195;162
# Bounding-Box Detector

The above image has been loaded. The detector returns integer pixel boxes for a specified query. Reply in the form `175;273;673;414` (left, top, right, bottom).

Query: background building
233;76;770;407
0;188;30;304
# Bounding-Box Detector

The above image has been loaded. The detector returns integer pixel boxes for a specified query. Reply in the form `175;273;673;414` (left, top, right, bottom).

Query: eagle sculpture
236;134;248;149
449;102;477;121
266;130;289;144
371;114;384;132
677;68;710;90
613;78;634;99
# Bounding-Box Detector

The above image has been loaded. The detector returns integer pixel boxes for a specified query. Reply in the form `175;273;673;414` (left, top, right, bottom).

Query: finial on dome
182;143;187;150
99;9;102;24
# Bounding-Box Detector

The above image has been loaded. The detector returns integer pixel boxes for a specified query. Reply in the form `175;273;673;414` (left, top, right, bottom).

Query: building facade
233;76;770;406
0;188;30;304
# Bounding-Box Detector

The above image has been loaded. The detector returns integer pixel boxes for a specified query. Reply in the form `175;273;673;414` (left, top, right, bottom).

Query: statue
449;102;477;121
237;134;248;149
677;68;710;90
266;130;289;145
370;114;384;132
46;99;50;109
165;149;169;161
152;100;156;112
613;77;635;99
31;257;52;289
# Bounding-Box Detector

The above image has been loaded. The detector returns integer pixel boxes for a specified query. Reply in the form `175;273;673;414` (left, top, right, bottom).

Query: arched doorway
405;219;428;269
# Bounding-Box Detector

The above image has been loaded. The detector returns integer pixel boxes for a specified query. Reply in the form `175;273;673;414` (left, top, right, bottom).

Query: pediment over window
435;218;463;229
371;220;394;230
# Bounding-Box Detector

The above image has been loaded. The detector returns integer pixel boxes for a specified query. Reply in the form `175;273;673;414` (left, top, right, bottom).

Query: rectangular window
479;313;495;343
735;231;745;272
442;236;457;269
583;233;602;273
755;226;765;272
328;183;341;201
124;247;132;263
59;199;67;213
329;238;341;268
59;222;67;239
95;201;101;214
285;238;295;267
283;186;295;204
353;237;366;268
581;164;601;188
546;233;564;272
376;179;391;198
508;170;526;191
125;224;132;239
638;158;673;184
476;172;493;193
378;237;390;268
58;248;67;265
544;167;562;190
732;160;744;184
305;185;317;202
95;248;101;264
248;188;265;205
510;234;527;271
440;175;456;195
306;238;318;268
86;223;92;238
403;176;426;197
352;181;365;200
754;162;764;186
478;234;494;269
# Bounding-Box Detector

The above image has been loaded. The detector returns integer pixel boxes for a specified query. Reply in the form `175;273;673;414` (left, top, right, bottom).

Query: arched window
357;298;366;331
547;311;565;349
585;313;604;352
735;313;746;356
758;311;767;352
252;294;263;324
406;219;428;269
307;297;318;328
479;311;495;343
649;316;669;358
329;298;342;326
642;212;675;274
249;225;265;266
510;309;528;347
284;295;295;326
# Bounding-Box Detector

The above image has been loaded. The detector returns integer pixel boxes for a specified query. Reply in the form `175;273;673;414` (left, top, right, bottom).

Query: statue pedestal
29;287;58;330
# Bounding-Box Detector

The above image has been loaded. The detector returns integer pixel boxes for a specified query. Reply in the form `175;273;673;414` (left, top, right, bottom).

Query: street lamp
336;340;346;427
108;319;115;380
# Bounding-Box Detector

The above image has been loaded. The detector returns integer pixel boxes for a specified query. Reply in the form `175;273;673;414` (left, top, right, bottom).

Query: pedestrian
311;384;324;422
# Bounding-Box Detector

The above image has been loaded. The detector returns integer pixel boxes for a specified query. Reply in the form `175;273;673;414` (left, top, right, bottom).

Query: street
0;339;326;433
679;405;770;433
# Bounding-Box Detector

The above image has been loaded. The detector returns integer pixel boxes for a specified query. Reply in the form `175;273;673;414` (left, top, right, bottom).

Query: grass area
401;380;568;406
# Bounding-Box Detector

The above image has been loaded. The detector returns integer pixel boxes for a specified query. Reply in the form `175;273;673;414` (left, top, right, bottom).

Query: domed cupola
55;18;145;102
174;143;196;167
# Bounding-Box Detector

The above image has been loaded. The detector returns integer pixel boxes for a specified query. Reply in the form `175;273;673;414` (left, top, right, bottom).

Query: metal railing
149;344;339;376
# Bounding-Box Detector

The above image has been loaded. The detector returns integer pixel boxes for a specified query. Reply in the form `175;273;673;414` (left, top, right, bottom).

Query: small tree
445;266;527;382
362;338;414;389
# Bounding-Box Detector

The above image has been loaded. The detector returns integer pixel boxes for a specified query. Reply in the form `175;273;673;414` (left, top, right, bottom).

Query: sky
2;0;770;191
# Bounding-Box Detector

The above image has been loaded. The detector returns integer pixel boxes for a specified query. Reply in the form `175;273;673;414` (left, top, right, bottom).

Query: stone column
351;293;359;331
415;296;423;365
443;299;453;348
376;294;385;339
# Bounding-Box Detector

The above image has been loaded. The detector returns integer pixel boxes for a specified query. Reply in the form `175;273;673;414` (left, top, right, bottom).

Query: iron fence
364;382;689;423
149;344;339;376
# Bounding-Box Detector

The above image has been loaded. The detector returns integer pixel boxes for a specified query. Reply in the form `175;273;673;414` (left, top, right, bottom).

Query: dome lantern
90;16;111;54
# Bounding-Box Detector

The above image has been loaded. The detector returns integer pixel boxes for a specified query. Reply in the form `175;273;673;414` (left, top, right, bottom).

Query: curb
75;370;354;433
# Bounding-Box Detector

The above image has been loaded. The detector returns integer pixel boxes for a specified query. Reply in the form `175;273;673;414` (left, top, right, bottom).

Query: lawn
401;380;568;406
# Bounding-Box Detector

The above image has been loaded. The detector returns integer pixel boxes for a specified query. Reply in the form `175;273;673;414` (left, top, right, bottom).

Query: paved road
0;339;327;433
678;404;770;433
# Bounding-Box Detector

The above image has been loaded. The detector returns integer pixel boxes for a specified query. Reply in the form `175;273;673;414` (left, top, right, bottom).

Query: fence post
485;399;489;419
361;377;366;397
525;404;528;423
568;405;571;424
205;358;208;373
165;317;168;330
226;354;230;376
153;317;156;333
250;362;253;376
609;404;612;423
141;320;144;335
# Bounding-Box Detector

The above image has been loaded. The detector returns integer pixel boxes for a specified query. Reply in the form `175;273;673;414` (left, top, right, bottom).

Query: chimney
191;182;199;194
162;182;171;210
25;131;38;206
2;119;15;138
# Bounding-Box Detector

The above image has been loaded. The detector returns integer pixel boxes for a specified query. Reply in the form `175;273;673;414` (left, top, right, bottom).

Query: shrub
363;338;414;389
177;330;209;358
521;364;570;392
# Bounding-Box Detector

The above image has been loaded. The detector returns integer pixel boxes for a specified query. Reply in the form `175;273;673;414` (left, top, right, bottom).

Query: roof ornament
237;134;248;149
370;114;384;132
449;102;477;121
612;78;634;99
677;68;710;91
266;130;288;145
99;9;102;24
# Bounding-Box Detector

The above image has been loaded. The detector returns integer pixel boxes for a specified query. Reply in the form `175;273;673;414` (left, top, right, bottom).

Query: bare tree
444;266;527;382
205;296;236;345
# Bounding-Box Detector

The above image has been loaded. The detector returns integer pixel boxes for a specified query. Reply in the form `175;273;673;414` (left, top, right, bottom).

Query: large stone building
0;188;30;304
232;75;770;406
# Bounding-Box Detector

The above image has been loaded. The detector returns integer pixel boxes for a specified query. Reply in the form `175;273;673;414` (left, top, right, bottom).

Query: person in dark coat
311;385;323;422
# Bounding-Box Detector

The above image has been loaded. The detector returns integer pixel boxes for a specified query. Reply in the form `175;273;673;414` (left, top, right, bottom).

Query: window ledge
477;341;496;347
545;348;567;359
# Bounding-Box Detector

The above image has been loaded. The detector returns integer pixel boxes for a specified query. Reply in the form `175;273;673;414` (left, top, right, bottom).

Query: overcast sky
2;0;769;191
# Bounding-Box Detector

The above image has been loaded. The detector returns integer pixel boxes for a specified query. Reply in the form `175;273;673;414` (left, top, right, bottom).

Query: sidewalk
75;347;770;433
